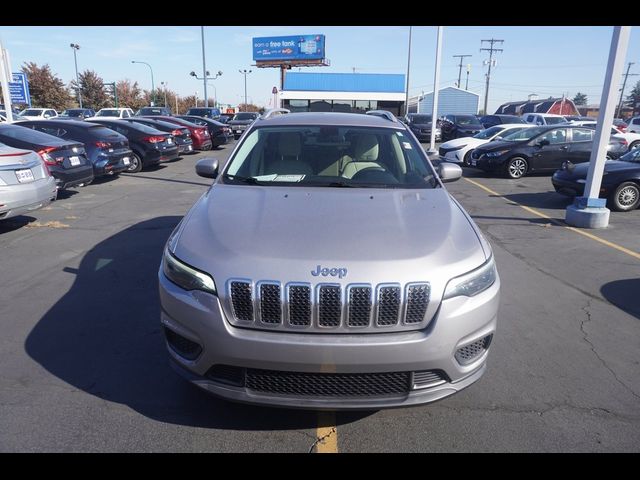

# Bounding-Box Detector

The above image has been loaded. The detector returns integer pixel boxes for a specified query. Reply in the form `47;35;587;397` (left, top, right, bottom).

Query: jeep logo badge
311;265;347;279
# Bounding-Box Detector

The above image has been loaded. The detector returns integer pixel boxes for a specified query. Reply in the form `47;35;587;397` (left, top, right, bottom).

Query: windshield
456;115;482;126
545;116;566;125
60;110;84;117
233;113;258;121
501;126;549;142
223;126;437;189
96;109;121;117
620;148;640;163
499;115;525;123
473;126;504;140
20;109;44;116
410;115;432;124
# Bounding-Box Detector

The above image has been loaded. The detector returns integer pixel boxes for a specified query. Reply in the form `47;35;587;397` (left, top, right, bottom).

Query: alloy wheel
618;185;638;207
507;158;527;178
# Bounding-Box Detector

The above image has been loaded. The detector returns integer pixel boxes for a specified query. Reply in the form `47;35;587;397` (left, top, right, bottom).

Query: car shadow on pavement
24;216;371;431
601;279;640;320
496;191;573;212
0;215;37;233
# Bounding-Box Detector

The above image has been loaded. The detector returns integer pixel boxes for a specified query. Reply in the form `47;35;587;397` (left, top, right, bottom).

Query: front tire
629;140;640;151
608;182;640;212
505;156;528;179
462;150;472;167
127;152;143;173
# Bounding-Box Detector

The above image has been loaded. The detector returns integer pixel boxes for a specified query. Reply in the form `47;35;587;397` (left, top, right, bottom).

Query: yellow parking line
463;177;640;261
314;412;338;453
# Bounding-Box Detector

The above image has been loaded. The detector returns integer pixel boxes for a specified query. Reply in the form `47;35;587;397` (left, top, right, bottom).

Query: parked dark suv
185;107;221;119
440;114;484;141
479;114;526;129
403;113;441;142
135;107;172;116
227;112;259;139
470;125;627;179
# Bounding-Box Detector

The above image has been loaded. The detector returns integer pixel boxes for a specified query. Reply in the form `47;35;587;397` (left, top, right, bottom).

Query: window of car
224;126;438;189
455;115;482;126
619;148;640;162
31;125;66;137
544;116;566;125
571;128;593;142
20;109;44;116
97;109;121;117
525;115;534;123
233;113;258;121
632;118;640;125
473;126;504;139
122;110;130;118
410;115;432;124
538;128;567;144
502;126;549;142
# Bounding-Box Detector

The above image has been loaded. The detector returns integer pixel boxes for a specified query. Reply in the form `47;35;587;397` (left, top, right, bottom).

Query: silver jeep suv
159;111;500;409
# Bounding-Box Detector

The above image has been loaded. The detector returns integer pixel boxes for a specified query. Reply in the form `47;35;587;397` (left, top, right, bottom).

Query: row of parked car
0;110;236;221
434;119;640;212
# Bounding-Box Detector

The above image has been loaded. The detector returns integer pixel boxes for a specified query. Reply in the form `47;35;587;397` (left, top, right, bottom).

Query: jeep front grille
225;280;431;333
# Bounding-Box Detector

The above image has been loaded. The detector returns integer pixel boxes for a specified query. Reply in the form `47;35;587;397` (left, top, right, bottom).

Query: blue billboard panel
9;72;31;105
253;35;325;61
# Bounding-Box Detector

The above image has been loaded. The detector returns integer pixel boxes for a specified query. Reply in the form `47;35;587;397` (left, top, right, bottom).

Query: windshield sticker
253;174;305;182
402;142;413;149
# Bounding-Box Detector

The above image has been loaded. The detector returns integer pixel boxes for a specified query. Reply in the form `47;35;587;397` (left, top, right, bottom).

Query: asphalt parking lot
0;141;639;452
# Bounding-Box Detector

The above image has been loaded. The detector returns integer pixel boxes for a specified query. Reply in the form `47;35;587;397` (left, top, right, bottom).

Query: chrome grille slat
405;283;430;324
288;284;311;326
259;283;281;324
377;285;401;326
230;281;253;321
348;286;372;327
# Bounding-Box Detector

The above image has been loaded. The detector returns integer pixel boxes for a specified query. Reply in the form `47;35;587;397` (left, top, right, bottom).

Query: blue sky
0;26;638;113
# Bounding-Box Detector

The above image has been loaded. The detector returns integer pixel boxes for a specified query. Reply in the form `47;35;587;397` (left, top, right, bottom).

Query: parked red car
142;116;212;151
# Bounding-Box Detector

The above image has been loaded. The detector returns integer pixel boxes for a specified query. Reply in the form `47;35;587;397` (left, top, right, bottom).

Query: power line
480;38;504;114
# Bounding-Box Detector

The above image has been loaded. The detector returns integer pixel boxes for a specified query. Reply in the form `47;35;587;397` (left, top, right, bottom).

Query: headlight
162;247;217;295
485;150;509;158
443;256;497;300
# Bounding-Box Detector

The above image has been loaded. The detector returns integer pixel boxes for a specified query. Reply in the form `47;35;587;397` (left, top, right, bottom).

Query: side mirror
195;157;219;179
492;136;503;142
537;138;550;147
437;162;463;183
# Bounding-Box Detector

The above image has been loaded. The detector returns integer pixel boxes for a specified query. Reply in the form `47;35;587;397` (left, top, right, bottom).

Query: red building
495;97;579;117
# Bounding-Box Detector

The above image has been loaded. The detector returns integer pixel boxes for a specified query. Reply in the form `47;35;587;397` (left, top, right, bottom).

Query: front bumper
158;270;500;409
0;176;57;220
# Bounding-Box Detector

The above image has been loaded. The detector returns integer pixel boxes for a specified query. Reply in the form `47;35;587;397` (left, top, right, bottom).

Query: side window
526;115;534;123
571;128;593;142
539;128;567;144
633;118;640;125
123;110;130;118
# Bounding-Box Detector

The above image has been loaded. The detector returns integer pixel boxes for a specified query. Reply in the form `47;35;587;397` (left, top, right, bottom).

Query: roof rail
365;110;398;123
260;108;291;120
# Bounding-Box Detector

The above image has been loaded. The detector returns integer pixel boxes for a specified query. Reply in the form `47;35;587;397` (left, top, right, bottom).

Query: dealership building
280;72;407;115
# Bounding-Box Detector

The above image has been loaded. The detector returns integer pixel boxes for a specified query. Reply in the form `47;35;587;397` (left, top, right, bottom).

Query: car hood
569;160;640;178
441;137;485;149
172;185;487;298
227;120;254;126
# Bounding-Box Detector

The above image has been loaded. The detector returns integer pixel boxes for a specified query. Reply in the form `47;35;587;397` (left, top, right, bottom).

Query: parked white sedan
571;121;640;151
439;123;532;165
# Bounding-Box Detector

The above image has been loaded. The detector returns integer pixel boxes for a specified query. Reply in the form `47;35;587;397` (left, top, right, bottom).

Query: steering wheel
351;166;398;184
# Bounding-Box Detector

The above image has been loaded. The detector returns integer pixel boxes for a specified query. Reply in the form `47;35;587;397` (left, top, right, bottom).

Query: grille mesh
260;283;281;324
377;286;400;326
455;334;493;365
405;284;430;323
230;281;253;321
163;327;201;360
318;286;341;327
348;287;372;327
288;285;311;326
413;370;447;387
246;369;411;397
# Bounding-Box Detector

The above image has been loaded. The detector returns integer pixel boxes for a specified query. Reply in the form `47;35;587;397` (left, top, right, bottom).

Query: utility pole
405;26;412;116
453;54;472;88
465;64;471;90
480;38;504;114
617;61;636;118
201;26;208;107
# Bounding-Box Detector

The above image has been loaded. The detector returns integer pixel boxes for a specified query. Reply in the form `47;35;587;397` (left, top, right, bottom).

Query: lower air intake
455;334;493;365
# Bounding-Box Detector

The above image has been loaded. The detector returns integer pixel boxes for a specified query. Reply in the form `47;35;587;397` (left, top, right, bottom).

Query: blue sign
253;35;325;62
9;72;31;106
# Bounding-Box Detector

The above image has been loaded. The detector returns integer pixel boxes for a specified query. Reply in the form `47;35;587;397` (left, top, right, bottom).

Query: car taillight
38;147;60;166
171;129;182;136
95;141;112;148
143;135;166;144
619;126;627;132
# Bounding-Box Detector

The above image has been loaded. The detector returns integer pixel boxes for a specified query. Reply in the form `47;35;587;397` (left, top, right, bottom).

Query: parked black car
227;112;259;139
479;114;526;129
135;106;172;116
123;118;194;154
185;107;221;119
218;114;233;124
176;115;231;147
59;108;96;119
88;119;179;172
440;114;484;141
403;113;441;142
552;147;640;212
470;125;627;179
0;124;94;189
17;120;132;177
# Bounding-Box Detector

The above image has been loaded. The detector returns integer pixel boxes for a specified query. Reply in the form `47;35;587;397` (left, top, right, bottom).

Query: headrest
355;134;379;161
278;132;301;157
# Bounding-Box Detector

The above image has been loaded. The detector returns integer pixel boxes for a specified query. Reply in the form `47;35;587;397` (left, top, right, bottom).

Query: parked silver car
0;143;57;220
159;111;500;409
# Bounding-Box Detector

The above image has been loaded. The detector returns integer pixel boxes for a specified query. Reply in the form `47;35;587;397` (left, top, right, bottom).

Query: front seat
341;134;384;179
264;132;312;175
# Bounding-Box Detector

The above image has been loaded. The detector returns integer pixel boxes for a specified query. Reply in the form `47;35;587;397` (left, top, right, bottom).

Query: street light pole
190;70;222;109
131;60;155;106
239;69;252;111
201;26;208;107
161;81;168;107
70;43;82;108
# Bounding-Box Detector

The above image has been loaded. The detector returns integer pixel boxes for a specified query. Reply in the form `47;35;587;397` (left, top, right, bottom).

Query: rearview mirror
195;157;219;179
437;162;463;183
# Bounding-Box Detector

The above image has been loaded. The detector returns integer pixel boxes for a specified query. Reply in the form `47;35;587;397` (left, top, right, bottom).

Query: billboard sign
9;72;30;105
253;35;325;61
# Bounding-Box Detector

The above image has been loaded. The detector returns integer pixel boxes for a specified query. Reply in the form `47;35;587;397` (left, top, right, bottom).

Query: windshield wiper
224;175;261;184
